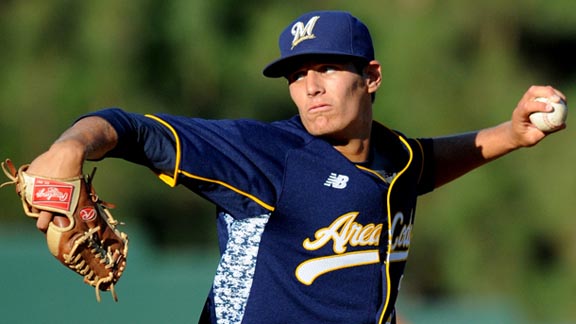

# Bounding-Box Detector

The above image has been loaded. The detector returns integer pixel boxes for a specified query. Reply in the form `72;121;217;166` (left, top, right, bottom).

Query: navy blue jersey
88;108;435;324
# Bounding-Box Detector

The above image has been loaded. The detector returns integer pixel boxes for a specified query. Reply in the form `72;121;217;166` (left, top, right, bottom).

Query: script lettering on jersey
302;212;381;253
388;212;412;262
290;16;320;49
296;212;382;285
295;211;414;285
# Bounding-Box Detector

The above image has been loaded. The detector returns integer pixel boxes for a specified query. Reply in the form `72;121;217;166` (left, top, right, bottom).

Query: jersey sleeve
81;108;178;172
411;137;435;195
149;114;297;214
82;108;302;217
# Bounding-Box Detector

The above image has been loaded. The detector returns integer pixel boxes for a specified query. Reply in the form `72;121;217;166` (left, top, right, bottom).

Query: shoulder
371;121;432;157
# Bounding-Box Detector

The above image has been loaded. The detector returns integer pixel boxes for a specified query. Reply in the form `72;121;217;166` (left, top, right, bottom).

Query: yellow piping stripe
355;165;388;183
145;114;182;187
180;170;275;212
378;135;413;324
144;114;275;212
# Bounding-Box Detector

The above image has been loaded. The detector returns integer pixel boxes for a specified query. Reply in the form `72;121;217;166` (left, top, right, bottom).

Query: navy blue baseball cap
263;10;375;78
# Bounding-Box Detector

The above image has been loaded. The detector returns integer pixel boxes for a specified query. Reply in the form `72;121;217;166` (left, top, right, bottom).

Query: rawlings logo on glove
30;178;75;210
1;159;128;302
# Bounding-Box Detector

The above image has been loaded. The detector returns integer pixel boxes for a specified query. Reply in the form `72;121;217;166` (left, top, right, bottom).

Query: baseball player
24;10;566;324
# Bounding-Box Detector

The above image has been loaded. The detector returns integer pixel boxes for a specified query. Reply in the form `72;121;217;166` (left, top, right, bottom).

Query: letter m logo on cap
290;16;320;49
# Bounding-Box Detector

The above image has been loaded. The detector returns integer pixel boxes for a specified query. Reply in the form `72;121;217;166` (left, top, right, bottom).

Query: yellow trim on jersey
179;170;275;212
355;165;388;183
378;134;414;324
145;114;182;187
144;114;275;212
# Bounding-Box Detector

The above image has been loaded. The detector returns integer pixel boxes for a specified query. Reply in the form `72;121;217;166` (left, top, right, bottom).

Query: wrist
27;140;86;178
475;122;519;161
50;139;89;162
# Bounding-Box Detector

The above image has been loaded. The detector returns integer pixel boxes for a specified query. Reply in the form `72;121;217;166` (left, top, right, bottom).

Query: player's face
287;59;380;141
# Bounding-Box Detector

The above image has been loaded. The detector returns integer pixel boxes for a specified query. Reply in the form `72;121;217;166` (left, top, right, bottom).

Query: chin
303;119;338;137
306;126;333;137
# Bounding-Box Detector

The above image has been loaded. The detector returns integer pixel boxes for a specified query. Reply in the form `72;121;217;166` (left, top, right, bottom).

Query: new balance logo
324;173;349;189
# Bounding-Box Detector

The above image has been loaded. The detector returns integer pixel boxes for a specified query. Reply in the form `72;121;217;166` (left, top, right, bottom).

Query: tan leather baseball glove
1;159;128;302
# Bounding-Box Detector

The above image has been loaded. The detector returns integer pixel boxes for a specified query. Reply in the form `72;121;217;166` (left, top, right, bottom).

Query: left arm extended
432;85;567;188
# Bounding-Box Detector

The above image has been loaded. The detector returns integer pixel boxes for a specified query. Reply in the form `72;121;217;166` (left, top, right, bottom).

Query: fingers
52;215;71;228
36;212;71;233
36;211;53;233
508;85;568;147
524;85;566;103
517;85;567;118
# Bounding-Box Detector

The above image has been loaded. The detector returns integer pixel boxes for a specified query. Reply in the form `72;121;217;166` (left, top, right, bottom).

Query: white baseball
529;97;568;132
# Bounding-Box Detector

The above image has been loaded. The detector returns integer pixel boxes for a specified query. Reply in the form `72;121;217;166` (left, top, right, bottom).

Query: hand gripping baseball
1;159;128;302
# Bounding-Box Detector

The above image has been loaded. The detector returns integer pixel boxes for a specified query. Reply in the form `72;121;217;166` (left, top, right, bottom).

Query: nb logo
290;16;320;49
324;173;349;189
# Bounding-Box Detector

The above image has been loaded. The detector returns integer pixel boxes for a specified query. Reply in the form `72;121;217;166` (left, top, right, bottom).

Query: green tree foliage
1;0;575;321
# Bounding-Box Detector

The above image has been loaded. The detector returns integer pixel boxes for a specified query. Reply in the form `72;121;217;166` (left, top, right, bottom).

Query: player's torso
240;136;419;324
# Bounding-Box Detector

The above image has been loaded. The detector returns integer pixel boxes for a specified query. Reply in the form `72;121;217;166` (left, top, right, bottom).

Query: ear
363;60;382;94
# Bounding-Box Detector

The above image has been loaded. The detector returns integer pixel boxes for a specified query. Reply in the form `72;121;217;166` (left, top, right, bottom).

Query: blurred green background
1;0;575;323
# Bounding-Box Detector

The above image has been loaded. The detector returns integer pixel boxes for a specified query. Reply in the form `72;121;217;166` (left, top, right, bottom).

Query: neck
331;137;371;163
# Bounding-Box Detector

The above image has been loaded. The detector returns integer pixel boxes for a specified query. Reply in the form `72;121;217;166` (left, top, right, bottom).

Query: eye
287;70;307;83
319;65;339;74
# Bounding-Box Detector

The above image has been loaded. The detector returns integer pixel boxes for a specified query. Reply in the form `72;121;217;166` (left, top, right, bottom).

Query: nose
306;70;324;97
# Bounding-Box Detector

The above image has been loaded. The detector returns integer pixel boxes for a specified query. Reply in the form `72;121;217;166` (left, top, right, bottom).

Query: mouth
308;103;330;113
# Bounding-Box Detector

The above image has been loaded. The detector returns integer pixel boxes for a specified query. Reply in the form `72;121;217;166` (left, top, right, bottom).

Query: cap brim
262;52;369;78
